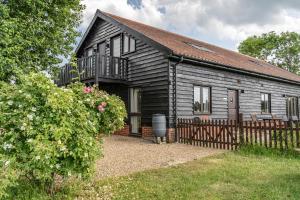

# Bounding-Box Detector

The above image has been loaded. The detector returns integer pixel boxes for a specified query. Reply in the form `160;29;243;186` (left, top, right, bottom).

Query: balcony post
95;53;99;86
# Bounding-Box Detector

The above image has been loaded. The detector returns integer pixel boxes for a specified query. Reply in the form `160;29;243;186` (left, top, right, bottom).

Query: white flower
4;160;10;166
27;139;33;143
35;156;40;160
31;107;36;112
60;146;66;152
19;104;23;108
3;143;13;150
67;110;71;115
20;123;26;130
27;114;34;121
56;164;60;169
7;100;13;106
45;155;50;159
68;171;72;176
50;165;53;169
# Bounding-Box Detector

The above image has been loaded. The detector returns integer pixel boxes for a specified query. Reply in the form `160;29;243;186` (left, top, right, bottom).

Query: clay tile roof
103;11;300;83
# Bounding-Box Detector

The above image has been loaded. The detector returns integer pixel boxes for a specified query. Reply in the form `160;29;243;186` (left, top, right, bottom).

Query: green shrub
69;82;127;135
0;73;126;197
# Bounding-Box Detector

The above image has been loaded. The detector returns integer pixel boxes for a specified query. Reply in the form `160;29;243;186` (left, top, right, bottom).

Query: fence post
239;113;244;146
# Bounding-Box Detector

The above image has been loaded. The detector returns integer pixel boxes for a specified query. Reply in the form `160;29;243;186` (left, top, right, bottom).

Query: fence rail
177;118;300;150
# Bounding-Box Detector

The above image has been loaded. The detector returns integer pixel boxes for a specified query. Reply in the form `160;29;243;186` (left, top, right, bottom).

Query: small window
86;47;93;57
261;93;271;113
123;35;129;54
122;33;136;54
112;36;121;57
184;42;214;53
130;37;136;52
286;97;299;117
194;86;211;114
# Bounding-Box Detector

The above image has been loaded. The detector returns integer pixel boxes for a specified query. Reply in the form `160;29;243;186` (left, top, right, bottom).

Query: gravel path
95;135;225;179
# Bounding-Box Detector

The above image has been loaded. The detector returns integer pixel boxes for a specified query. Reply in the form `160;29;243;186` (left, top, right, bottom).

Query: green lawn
7;150;300;200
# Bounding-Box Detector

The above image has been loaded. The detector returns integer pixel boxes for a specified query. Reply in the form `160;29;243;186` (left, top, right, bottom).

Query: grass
5;149;300;200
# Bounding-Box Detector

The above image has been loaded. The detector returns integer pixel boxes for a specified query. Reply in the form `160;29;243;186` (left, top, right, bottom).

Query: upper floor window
86;47;93;57
194;86;211;114
261;93;271;113
286;96;299;117
112;36;121;57
123;33;136;54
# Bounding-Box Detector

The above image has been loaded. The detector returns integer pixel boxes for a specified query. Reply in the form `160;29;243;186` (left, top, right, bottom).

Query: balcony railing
56;54;128;86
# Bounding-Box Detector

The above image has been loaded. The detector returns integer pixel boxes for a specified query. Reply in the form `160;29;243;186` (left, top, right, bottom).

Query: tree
238;31;300;75
0;0;84;81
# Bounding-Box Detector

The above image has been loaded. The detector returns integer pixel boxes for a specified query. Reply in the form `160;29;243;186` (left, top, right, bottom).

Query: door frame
227;89;239;122
128;87;142;135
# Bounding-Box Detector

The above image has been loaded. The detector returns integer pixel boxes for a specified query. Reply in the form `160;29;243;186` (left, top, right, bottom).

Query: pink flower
101;102;107;107
83;87;92;94
97;105;105;113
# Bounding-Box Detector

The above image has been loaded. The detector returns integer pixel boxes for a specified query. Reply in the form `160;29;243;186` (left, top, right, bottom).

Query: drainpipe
170;55;184;142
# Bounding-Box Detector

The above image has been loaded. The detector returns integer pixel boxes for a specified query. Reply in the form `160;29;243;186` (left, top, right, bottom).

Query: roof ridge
102;11;294;73
99;10;300;82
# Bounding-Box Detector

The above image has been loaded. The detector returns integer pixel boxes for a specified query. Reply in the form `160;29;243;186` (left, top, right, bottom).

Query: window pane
261;93;271;113
130;88;141;113
112;37;121;57
87;48;93;56
194;86;211;113
286;97;298;117
130;37;136;52
194;86;200;112
202;87;209;112
123;35;129;53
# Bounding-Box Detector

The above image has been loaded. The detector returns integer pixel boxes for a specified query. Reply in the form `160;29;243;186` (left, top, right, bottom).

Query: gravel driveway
95;135;225;179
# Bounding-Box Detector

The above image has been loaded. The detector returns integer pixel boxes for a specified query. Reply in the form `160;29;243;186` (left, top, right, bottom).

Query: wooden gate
177;119;239;150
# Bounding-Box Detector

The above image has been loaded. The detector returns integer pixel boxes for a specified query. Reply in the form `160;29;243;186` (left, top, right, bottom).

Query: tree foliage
0;0;84;81
238;31;300;74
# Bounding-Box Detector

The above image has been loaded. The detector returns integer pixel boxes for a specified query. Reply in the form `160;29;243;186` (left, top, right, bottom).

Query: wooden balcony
56;54;128;86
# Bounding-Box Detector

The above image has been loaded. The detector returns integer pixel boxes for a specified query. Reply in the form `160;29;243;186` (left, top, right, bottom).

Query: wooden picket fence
176;118;300;150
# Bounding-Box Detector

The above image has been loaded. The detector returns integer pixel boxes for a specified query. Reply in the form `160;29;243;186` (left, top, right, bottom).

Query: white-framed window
122;33;136;54
193;85;211;114
261;93;271;113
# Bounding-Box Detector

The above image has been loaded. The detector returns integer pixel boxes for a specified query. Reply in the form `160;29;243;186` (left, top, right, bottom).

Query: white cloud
80;0;300;50
81;0;164;30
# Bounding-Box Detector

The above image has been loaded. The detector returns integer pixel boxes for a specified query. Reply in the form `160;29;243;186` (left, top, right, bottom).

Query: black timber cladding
76;10;300;129
169;61;300;126
77;18;170;126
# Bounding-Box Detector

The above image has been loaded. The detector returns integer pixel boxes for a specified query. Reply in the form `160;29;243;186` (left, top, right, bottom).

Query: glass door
97;42;106;76
130;88;141;135
111;36;121;76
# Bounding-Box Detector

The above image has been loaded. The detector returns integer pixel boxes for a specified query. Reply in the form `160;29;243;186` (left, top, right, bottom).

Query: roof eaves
170;54;300;85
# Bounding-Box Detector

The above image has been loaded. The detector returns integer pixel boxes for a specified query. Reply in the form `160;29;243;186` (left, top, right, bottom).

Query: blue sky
80;0;300;51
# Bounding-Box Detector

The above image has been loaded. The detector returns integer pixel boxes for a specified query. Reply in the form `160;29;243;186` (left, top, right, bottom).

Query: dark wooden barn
57;10;300;142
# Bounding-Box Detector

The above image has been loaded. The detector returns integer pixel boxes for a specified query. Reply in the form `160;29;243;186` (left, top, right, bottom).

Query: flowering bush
69;83;127;135
0;73;126;195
